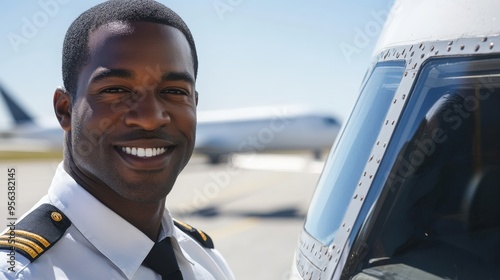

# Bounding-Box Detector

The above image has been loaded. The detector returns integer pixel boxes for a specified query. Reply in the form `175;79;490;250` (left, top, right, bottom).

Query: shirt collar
47;163;167;279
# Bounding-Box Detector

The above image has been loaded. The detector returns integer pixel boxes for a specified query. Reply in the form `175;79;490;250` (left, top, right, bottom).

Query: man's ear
195;90;199;106
53;87;72;131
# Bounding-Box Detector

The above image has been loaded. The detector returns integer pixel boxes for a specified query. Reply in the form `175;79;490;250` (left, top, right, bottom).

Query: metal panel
294;35;500;280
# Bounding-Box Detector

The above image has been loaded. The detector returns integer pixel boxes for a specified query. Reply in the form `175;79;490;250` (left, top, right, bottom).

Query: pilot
0;1;234;279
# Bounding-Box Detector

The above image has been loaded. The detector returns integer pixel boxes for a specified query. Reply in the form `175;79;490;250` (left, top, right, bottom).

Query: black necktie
142;237;184;280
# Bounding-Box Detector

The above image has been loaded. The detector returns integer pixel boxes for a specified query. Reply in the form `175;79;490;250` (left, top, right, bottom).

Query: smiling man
0;1;234;279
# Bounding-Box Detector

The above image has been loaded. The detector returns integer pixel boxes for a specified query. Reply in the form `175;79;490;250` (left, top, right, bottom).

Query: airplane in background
0;84;63;152
0;84;341;163
196;106;340;163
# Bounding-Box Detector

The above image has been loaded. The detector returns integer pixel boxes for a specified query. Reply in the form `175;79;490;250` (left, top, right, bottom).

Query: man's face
67;21;196;202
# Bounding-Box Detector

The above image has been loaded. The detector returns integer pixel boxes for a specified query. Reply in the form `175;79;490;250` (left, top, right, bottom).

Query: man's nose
124;92;170;130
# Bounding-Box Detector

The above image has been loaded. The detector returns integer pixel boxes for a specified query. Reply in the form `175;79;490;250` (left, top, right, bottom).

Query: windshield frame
304;60;406;244
293;35;500;280
345;54;500;279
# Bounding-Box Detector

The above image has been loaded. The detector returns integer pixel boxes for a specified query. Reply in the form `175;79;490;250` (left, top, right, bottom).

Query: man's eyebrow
89;68;134;83
161;71;195;85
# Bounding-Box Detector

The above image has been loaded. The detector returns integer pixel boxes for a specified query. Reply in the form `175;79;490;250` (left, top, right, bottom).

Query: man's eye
160;89;189;96
100;87;130;94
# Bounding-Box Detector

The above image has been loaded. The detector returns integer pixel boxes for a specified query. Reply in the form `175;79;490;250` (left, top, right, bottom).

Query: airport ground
0;152;325;280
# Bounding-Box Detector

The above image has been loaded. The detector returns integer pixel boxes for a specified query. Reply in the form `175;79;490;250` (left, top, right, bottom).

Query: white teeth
120;147;167;158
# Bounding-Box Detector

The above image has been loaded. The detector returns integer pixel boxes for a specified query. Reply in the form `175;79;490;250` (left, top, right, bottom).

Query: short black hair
62;0;197;96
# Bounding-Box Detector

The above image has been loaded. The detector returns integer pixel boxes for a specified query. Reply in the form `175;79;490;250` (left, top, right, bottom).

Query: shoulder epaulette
0;204;71;262
173;219;214;249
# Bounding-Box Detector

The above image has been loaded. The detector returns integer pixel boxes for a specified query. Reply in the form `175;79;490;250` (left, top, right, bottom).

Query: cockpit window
304;61;406;245
349;56;500;279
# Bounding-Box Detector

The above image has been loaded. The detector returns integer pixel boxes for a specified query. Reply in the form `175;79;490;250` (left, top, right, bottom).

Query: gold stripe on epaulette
197;229;208;242
174;219;193;230
0;240;38;258
14;230;51;247
0;236;45;253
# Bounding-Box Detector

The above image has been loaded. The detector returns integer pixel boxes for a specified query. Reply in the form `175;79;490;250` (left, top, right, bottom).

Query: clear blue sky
0;0;394;128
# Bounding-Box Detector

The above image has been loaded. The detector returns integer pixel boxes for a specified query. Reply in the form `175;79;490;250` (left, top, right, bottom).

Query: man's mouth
118;146;168;158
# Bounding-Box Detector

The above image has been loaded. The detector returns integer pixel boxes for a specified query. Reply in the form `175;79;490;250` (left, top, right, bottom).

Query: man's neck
64;159;165;241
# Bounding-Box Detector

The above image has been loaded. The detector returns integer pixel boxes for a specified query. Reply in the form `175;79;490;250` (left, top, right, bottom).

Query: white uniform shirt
0;163;235;280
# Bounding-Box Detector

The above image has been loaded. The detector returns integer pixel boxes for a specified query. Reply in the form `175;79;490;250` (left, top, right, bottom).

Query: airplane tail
0;84;33;125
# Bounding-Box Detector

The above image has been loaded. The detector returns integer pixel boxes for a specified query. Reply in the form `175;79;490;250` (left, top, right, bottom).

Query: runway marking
210;217;261;240
171;170;279;216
